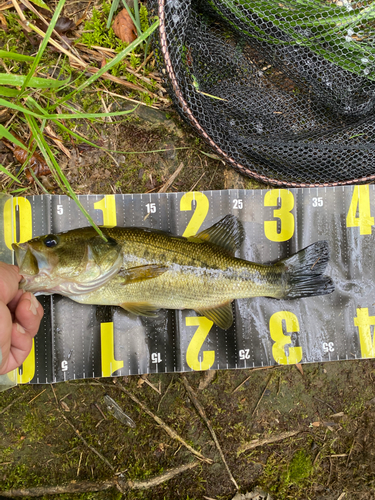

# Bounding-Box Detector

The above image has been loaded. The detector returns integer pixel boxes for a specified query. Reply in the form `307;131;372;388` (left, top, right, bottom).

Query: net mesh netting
150;0;375;186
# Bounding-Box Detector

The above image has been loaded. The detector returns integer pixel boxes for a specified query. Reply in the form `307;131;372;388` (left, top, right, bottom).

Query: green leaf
0;74;70;89
0;125;25;149
29;0;51;10
0;50;34;62
0;97;136;120
0;87;20;97
0;164;21;183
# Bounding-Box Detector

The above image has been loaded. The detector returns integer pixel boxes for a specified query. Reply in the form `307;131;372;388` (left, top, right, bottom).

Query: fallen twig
251;374;272;416
237;430;301;454
198;370;216;391
126;461;200;490
0;461;200;497
232;366;275;394
158;162;184;193
111;381;212;463
50;385;115;471
181;375;238;490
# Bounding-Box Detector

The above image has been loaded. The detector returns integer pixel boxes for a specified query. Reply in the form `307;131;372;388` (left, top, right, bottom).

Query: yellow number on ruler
186;316;214;371
354;308;375;358
346;185;374;235
180;192;209;237
4;197;33;250
100;322;124;377
15;339;35;384
269;311;302;365
264;190;295;242
94;195;117;228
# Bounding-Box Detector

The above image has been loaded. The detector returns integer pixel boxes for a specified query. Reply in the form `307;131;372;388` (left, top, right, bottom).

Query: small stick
158;162;184;193
232;366;274;394
157;376;174;412
140;375;161;395
50;385;114;471
0;394;24;414
77;452;83;477
237;430;301;454
198;370;216;391
0;462;200;497
125;461;199;490
112;381;212;464
181;375;239;490
10;0;26;23
136;51;154;72
251;374;272;416
28;388;46;404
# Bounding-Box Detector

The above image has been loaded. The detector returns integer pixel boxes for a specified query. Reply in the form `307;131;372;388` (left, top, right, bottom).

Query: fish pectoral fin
118;264;168;284
120;302;160;317
195;302;233;330
190;215;245;255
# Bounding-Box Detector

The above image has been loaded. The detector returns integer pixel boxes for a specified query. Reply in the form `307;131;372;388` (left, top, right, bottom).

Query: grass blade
54;18;160;107
21;0;67;92
0;74;69;88
0;164;21;183
106;0;120;29
26;115;108;240
0;125;25;149
0;87;20;97
0;50;34;62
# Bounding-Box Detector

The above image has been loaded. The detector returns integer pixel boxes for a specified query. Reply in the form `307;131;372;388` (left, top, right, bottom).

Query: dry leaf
112;8;137;43
311;421;320;427
3;133;51;182
54;16;76;34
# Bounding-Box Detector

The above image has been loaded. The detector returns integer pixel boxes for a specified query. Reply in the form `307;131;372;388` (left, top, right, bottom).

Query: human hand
0;262;43;375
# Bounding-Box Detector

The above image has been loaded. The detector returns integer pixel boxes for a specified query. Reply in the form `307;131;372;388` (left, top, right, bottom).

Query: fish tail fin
281;241;334;299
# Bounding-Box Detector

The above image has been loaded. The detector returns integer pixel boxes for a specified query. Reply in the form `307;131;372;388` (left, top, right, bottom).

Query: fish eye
44;235;59;248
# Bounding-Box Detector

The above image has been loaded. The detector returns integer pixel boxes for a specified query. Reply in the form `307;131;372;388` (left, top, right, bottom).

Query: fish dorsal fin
120;302;160;317
118;264;168;284
195;302;233;330
189;215;245;255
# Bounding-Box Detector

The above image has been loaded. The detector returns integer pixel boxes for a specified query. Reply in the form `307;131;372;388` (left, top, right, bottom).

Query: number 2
180;192;209;238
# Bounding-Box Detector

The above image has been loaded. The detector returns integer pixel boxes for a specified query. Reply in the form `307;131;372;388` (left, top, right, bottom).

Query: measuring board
0;185;374;385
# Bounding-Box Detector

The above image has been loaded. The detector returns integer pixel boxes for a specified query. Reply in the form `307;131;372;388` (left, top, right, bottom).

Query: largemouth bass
12;215;334;329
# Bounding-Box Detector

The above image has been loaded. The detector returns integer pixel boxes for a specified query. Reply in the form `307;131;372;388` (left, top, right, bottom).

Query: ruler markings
2;186;374;384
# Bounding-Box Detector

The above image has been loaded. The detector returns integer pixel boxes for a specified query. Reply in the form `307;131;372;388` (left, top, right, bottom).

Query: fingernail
28;299;37;315
16;323;26;334
29;294;39;315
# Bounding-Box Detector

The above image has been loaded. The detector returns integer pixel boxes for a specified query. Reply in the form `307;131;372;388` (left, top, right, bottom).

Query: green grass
209;0;375;79
0;0;160;237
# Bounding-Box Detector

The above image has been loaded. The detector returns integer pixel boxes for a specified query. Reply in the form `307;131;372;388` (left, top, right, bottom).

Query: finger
0;263;21;304
0;322;33;375
8;289;25;313
0;301;12;370
14;293;44;338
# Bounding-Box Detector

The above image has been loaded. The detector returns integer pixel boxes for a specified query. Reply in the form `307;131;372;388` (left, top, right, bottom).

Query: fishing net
150;0;375;186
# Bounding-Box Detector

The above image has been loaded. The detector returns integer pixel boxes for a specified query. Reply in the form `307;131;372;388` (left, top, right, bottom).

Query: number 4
346;185;374;235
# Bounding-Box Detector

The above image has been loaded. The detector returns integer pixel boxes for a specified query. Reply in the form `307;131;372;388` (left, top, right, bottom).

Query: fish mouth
12;242;39;277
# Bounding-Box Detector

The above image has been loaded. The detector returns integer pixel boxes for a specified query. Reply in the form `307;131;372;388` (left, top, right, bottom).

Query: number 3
264;190;295;242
